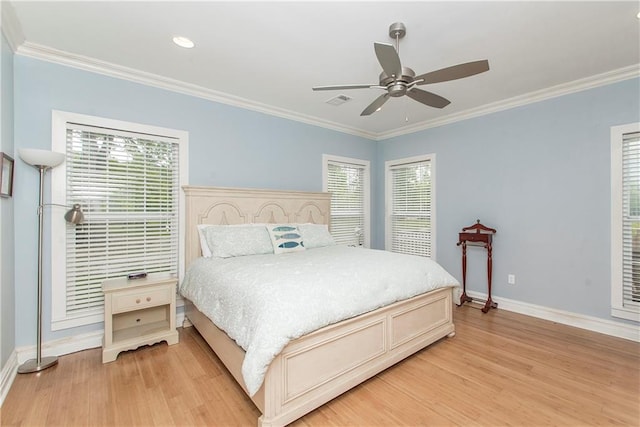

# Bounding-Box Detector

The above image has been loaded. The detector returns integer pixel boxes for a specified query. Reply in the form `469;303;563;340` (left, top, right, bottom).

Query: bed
181;185;458;427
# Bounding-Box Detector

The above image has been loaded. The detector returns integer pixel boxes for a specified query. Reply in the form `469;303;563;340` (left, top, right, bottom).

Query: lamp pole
17;164;59;373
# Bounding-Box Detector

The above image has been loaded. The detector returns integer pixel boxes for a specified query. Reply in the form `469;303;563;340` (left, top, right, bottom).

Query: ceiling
6;1;640;140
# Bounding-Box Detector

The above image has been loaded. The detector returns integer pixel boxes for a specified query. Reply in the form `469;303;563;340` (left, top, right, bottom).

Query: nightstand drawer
111;287;172;313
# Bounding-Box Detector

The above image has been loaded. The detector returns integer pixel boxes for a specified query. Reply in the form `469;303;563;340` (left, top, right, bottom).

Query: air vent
325;94;352;106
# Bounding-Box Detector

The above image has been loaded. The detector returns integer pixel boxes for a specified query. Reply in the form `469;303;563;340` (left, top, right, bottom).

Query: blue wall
379;78;640;322
11;53;640;348
13;56;377;345
1;32;15;369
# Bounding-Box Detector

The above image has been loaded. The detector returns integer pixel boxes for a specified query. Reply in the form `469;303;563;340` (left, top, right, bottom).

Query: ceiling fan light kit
313;22;490;117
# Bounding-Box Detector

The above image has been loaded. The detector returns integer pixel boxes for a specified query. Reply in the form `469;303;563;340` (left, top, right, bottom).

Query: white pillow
266;224;305;254
201;224;274;258
197;224;213;257
298;223;336;249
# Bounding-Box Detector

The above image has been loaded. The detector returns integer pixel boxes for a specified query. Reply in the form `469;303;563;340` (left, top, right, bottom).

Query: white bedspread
179;246;459;396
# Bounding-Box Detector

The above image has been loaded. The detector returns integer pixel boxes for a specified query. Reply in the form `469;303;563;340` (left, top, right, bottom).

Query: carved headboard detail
198;202;247;225
183;186;331;268
254;202;289;224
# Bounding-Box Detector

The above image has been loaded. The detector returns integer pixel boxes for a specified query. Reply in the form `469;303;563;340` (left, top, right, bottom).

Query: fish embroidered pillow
267;224;305;254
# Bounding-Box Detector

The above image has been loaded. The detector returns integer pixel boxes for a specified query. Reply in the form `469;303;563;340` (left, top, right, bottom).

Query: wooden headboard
183;186;331;268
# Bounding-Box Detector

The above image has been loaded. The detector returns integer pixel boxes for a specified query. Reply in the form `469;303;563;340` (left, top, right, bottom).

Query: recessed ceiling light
637;11;640;19
173;36;194;49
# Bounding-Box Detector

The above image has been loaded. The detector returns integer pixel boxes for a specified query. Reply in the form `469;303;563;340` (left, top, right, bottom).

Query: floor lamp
17;148;84;374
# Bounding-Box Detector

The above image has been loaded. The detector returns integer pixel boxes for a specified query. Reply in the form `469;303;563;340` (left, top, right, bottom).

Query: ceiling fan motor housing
380;67;415;97
388;22;406;39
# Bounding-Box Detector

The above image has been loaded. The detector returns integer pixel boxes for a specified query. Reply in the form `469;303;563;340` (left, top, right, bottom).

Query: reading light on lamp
17;149;84;373
64;204;84;225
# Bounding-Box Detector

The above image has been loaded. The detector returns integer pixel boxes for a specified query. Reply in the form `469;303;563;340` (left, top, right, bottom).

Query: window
51;111;188;330
385;154;435;258
611;122;640;321
322;155;370;247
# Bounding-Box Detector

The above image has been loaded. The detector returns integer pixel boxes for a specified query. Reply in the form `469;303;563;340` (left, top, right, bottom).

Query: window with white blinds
611;123;640;321
386;155;434;258
323;155;370;247
51;112;188;330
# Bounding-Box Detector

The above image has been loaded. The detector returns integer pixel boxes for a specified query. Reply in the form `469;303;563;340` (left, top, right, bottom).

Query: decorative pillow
267;224;305;254
202;225;274;258
297;223;336;249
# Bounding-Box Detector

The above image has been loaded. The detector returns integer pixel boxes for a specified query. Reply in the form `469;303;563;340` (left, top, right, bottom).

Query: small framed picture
0;152;15;198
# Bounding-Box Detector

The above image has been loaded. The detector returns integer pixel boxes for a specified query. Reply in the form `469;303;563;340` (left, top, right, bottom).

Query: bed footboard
186;286;454;427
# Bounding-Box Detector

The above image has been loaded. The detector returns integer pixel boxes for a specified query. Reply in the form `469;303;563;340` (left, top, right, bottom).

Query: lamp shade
64;204;84;224
18;149;65;168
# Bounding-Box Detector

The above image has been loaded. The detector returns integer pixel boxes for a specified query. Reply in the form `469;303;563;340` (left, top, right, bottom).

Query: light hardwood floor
2;306;639;426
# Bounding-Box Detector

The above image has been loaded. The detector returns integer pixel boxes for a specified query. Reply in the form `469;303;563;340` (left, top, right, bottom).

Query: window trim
322;154;370;248
611;122;640;322
385;154;436;259
50;110;189;330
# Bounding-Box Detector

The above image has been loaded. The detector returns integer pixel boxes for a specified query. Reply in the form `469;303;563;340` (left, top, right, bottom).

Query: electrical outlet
508;274;516;285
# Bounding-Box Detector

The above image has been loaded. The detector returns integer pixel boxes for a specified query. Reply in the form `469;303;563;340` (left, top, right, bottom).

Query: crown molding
0;1;25;52
13;40;639;142
15;42;378;140
377;64;640;141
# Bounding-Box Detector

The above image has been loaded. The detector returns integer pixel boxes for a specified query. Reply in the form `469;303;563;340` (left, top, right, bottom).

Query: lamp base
17;356;58;374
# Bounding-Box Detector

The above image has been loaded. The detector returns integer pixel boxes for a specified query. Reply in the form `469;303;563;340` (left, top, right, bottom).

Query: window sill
51;311;103;331
611;307;640;322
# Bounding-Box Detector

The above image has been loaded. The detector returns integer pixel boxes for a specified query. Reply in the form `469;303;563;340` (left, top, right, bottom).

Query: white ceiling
6;1;640;140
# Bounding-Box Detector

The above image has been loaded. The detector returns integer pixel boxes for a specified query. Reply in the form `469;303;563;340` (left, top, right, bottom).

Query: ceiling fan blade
415;60;490;85
406;88;451;109
374;42;402;78
361;93;390;116
312;84;381;91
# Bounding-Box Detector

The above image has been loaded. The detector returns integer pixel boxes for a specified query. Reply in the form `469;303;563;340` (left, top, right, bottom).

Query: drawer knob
136;298;141;304
146;297;151;302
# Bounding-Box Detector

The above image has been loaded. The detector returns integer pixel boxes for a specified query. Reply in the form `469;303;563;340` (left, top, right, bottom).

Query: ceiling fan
312;22;490;116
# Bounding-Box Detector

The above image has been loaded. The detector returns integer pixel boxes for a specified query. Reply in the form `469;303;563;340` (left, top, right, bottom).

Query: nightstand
102;273;179;363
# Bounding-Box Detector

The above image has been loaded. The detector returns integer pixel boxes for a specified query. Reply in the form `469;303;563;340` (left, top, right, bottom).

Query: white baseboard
466;291;640;342
14;330;103;364
15;311;186;364
0;350;18;407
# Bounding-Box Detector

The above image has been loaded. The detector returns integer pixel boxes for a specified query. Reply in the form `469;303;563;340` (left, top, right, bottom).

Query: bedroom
0;1;639;425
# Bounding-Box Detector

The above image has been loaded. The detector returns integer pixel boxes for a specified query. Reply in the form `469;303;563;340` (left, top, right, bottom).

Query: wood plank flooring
2;306;638;426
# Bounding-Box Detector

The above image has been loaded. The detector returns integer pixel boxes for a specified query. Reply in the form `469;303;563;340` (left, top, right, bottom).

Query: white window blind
64;123;180;315
389;158;432;257
622;131;640;311
326;160;366;246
